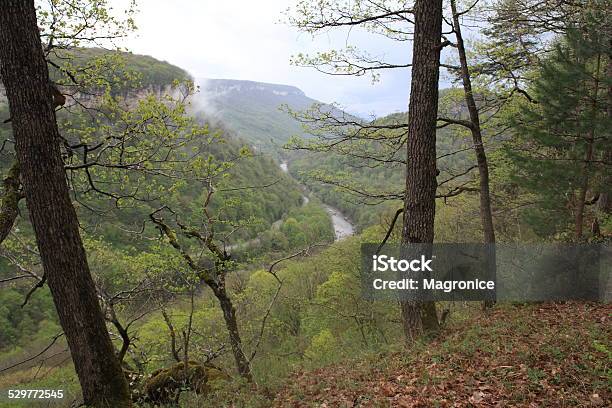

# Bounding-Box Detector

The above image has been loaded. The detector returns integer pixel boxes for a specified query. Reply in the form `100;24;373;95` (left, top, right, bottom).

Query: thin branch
376;208;403;254
437;117;474;130
21;275;47;307
249;244;326;362
0;333;64;373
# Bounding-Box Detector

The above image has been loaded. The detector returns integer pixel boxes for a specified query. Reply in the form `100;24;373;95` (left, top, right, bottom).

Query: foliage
49;47;190;93
502;25;611;239
287;90;485;230
0;288;57;350
0;1;610;406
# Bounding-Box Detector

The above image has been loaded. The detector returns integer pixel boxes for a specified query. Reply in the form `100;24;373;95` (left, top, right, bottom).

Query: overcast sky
121;0;455;117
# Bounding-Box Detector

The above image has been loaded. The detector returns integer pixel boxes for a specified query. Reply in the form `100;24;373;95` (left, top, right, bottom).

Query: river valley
280;160;354;241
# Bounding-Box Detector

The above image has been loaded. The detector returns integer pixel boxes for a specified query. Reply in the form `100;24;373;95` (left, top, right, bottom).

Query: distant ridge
202;79;307;97
195;78;321;151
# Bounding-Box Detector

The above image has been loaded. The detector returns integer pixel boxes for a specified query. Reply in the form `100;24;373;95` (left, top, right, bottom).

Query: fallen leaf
589;393;604;406
469;391;486;404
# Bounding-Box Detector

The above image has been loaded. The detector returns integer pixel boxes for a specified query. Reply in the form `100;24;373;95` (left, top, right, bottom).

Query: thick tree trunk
0;2;131;407
209;279;252;381
400;0;443;340
450;0;496;309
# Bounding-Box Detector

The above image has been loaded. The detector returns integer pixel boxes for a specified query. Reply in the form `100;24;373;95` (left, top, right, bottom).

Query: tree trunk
0;2;131;407
575;53;601;240
450;0;496;309
210;281;253;381
400;0;443;340
575;135;595;239
598;55;611;219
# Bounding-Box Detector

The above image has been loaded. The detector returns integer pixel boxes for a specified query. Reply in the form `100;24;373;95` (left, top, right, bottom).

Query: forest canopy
0;0;609;407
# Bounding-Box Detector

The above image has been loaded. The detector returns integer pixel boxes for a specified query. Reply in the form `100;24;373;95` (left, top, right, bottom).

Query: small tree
505;23;610;239
149;142;257;381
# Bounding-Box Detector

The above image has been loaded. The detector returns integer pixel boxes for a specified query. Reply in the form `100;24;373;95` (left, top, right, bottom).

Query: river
227;161;355;251
323;205;355;240
280;160;354;241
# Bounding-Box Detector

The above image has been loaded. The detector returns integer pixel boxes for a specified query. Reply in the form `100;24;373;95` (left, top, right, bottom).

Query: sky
120;0;456;117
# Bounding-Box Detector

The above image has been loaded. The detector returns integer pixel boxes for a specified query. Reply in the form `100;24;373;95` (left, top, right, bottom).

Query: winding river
323;205;355;240
228;161;355;251
280;160;354;241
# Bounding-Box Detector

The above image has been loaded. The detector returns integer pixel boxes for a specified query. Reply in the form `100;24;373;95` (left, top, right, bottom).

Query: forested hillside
0;46;335;397
0;1;609;407
0;50;314;247
288;89;480;229
197;79;323;153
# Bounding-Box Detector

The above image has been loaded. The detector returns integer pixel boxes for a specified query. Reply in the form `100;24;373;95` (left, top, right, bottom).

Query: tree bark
161;307;182;363
450;0;496;309
400;0;443;340
575;53;601;240
209;279;253;381
0;2;131;406
598;48;612;219
575;134;595;239
0;160;21;245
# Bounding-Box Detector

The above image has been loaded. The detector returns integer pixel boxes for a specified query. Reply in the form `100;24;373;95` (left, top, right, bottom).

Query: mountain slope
0;52;307;248
197;79;320;151
287;91;477;229
270;302;610;407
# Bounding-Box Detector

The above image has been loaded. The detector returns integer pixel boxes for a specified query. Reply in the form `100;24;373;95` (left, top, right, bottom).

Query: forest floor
1;303;609;407
271;302;610;408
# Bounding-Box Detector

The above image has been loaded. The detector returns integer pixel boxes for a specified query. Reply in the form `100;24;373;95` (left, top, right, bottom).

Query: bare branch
0;332;64;373
376;208;403;254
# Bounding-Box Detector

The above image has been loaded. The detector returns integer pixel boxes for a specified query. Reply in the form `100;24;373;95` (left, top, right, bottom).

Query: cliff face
67;83;189;109
0;48;190;107
202;79;307;98
0;83;186;112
